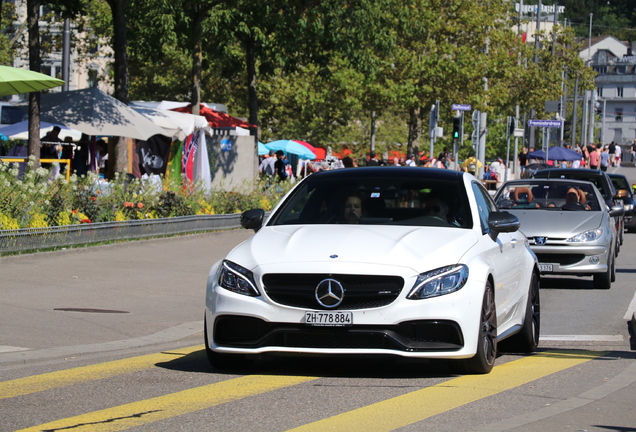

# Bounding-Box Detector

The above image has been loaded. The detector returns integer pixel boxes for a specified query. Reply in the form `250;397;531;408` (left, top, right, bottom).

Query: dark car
608;173;636;233
531;168;624;252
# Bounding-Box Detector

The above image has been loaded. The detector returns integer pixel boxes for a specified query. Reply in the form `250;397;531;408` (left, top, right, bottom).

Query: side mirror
609;205;625;218
240;209;265;232
487;211;520;241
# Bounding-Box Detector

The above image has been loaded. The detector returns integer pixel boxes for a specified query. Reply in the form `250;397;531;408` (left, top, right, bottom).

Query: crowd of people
518;140;635;172
257;139;636;186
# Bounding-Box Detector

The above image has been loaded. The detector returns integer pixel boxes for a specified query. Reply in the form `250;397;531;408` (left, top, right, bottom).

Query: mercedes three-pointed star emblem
315;278;345;308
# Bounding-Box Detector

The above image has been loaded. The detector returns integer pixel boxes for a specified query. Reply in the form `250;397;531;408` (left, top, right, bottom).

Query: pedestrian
273;150;288;181
367;152;379;166
405;154;417;167
600;146;610;172
631;139;636;164
518;146;528;167
259;150;276;177
615;144;622;167
589;145;600;170
608;142;616;166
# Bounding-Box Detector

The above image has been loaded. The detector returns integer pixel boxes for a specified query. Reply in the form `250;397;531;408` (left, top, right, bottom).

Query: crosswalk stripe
0;345;204;399
14;374;319;432
287;350;605;432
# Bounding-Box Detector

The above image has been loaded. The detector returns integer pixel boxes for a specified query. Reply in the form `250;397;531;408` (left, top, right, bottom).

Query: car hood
228;225;479;273
506;209;604;238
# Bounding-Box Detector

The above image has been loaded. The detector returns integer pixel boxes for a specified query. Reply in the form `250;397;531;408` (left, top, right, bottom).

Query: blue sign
220;138;233;152
528;120;562;128
452;104;472;111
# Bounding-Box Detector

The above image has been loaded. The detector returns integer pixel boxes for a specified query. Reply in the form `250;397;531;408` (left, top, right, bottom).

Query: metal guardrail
0;213;244;253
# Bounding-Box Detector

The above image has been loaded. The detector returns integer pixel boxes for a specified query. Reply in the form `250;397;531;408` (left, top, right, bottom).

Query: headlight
624;204;634;212
567;228;603;243
408;264;468;299
217;260;260;296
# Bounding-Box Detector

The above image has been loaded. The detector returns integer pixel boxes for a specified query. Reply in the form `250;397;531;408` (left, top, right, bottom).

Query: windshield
496;182;601;211
269;175;473;228
610;176;629;191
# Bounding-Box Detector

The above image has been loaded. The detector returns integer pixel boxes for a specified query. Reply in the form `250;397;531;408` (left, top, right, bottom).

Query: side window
471;181;497;233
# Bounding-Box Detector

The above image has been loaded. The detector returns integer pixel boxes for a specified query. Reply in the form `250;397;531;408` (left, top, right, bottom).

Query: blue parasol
264;139;316;160
257;141;269;155
527;146;582;162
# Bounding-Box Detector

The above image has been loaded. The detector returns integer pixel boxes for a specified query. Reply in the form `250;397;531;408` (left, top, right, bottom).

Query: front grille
534;253;585;266
214;316;464;352
262;274;404;310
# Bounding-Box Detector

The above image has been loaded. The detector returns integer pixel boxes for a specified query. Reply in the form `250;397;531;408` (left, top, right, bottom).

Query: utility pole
529;0;542;150
572;77;579;146
62;19;70;91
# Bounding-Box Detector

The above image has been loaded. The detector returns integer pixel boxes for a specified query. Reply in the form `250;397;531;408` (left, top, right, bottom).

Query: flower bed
0;158;291;230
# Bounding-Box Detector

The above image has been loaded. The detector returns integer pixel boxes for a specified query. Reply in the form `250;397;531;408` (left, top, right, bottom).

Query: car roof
308;167;467;181
502;178;597;186
531;167;616;197
607;173;626;179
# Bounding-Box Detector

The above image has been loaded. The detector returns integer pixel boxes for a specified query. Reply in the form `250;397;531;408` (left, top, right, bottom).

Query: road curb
0;321;203;366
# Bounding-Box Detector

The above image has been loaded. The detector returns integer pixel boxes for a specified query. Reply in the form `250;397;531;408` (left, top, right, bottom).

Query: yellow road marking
0;345;204;399
15;374;318;432
288;350;605;432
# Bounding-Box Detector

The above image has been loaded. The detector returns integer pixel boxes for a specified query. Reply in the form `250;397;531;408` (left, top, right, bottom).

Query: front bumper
530;243;610;275
205;275;486;359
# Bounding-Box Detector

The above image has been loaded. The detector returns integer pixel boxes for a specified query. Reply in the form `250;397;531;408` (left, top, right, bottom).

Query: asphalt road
1;166;635;432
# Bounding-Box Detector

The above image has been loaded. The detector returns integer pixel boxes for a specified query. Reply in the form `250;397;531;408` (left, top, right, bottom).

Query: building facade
581;36;636;146
8;2;112;100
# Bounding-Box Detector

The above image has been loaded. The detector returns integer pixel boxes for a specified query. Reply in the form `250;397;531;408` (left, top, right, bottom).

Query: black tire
610;249;616;283
457;281;497;374
593;253;612;290
499;271;540;353
204;317;253;370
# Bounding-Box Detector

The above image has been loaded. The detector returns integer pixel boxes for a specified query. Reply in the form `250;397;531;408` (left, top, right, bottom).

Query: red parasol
294;140;326;160
173;104;256;129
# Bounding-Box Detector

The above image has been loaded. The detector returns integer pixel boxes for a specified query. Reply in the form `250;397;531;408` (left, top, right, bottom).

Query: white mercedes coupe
205;167;540;374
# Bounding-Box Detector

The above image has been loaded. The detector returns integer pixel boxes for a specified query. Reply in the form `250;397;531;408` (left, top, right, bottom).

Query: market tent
172;103;256;130
34;87;167;140
132;105;210;140
0;120;75;139
528;146;582;161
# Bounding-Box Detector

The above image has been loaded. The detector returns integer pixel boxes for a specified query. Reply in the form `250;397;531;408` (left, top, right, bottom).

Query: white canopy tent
131;106;210;141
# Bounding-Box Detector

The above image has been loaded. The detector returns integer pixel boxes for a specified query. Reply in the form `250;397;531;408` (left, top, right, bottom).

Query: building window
616;65;626;74
617;87;624;97
595;66;607;74
597;87;603;97
615;109;623;122
87;69;99;88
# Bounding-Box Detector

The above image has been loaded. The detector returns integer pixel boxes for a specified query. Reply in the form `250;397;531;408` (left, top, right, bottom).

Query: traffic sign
527;119;562;128
452;104;472;111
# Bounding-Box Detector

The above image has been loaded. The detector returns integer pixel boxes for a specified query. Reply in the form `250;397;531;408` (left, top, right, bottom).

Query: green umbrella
0;65;65;97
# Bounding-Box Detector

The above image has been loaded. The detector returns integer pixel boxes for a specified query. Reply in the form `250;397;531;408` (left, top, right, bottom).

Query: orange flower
80;218;92;224
124;202;133;208
71;209;78;213
137;202;144;209
91;196;96;201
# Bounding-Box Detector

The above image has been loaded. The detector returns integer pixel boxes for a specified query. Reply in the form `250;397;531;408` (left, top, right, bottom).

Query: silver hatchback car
494;178;624;289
